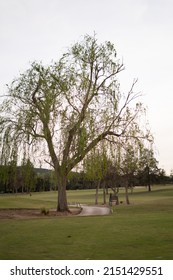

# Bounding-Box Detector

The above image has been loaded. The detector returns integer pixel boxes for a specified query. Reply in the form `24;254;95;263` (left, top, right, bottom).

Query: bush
40;207;49;215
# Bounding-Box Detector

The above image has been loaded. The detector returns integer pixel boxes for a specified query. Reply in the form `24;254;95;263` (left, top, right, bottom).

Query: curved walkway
78;205;111;216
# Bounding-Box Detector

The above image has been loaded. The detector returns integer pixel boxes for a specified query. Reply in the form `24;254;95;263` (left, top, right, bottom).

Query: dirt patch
0;207;82;219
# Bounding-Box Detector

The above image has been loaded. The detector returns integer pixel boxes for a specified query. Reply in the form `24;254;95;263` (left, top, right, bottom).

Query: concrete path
78;205;111;216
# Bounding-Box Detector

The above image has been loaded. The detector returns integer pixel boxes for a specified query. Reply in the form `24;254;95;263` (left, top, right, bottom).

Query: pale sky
0;0;173;174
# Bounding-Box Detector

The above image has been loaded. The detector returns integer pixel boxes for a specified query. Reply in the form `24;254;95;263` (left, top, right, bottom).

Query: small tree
21;159;36;193
138;147;158;191
0;34;150;212
83;145;111;204
113;135;154;204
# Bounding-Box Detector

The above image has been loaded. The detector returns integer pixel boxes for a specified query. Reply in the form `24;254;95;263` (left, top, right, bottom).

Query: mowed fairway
0;185;173;260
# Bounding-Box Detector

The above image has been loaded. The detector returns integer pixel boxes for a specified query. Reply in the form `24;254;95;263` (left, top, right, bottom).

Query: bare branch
44;159;54;168
96;64;124;91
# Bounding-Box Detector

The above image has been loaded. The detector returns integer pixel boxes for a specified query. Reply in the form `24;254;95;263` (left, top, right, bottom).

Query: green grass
0;189;97;209
0;185;173;260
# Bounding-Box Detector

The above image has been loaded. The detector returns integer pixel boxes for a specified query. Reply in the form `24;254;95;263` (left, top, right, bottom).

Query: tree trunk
103;180;106;205
124;179;130;205
148;183;151;192
148;172;151;192
106;184;109;195
56;173;69;212
146;165;151;192
125;185;130;204
95;179;101;205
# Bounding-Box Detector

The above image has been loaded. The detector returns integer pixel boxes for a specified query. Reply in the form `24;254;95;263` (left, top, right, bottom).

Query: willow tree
0;35;148;212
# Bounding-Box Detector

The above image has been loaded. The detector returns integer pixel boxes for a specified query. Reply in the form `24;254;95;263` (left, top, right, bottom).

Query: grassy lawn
0;185;173;260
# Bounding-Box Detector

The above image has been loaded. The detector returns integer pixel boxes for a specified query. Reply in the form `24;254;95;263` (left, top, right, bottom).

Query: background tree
112;135;156;203
169;169;173;184
83;144;111;204
137;146;158;191
21;159;36;193
112;140;136;204
0;35;151;212
0;165;8;193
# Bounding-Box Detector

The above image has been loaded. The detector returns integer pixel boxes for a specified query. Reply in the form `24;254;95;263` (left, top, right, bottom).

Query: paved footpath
78;205;111;216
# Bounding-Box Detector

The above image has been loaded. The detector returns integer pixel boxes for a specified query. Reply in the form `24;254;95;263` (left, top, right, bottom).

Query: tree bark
56;173;69;212
124;178;130;205
103;180;106;205
147;168;151;192
125;185;130;204
95;179;101;205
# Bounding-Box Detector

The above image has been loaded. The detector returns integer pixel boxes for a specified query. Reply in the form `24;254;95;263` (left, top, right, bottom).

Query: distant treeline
0;163;171;194
0;165;54;193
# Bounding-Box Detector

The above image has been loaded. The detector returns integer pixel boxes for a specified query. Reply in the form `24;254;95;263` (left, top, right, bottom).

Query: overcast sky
0;0;173;174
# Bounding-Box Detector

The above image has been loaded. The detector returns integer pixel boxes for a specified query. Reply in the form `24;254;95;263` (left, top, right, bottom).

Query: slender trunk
148;174;151;192
124;178;130;205
56;173;69;212
95;179;101;205
103;180;106;205
125;185;130;204
4;183;7;193
147;165;151;192
106;184;109;195
148;184;151;192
